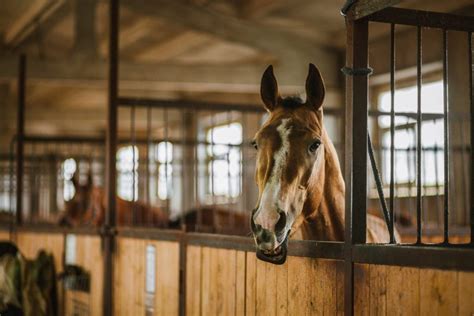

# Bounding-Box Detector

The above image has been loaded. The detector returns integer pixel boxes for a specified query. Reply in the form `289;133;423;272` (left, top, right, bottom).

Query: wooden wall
0;228;11;241
64;235;103;316
114;237;180;316
354;264;474;315
186;246;344;316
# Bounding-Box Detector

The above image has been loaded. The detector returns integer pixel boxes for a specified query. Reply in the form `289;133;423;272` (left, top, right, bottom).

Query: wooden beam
5;0;69;49
121;0;340;86
73;0;98;58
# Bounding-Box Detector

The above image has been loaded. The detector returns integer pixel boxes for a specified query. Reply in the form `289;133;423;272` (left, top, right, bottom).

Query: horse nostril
275;211;287;234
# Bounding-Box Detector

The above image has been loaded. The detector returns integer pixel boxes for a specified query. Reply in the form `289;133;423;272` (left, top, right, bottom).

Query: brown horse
60;173;167;227
250;64;399;264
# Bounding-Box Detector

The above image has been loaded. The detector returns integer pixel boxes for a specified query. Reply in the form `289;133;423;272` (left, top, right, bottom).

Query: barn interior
0;0;474;315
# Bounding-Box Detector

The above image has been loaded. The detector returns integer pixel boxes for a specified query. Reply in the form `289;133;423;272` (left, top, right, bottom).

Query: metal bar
118;97;344;116
104;0;119;315
344;16;369;316
164;107;170;218
416;25;423;244
131;104;136;225
389;23;396;244
16;54;26;226
368;7;474;32
146;106;151;224
443;29;450;244
469;31;474;245
353;244;474;271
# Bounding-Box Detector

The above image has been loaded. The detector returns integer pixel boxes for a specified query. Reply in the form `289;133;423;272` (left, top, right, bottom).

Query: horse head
250;64;328;264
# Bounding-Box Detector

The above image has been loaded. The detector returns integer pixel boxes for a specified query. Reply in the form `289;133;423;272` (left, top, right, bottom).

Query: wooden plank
201;247;215;315
386;266;419;315
275;259;288;316
235;251;246;316
352;0;402;19
255;253;267;314
369;265;387;316
154;241;180;316
186;246;202;316
354;264;370;316
216;248;236;315
0;230;11;240
245;252;257;316
336;261;345;316
312;259;338;315
288;256;312;315
458;271;474;315
420;269;458;315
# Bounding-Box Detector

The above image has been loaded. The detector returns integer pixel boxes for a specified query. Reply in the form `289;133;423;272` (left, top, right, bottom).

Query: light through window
117;146;139;201
378;80;444;188
155;141;173;200
62;158;76;201
207;122;242;199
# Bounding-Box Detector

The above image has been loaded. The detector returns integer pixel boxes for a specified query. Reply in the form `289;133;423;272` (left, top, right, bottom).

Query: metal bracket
341;66;373;76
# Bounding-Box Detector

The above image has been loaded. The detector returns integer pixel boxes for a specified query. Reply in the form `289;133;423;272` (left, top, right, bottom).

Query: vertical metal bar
416;25;423;244
443;29;450;244
210;112;215;205
104;0;119;315
164;107;170;218
389;23;396;244
194;108;201;230
131;104;136;225
146;106;151;225
344;16;369;316
227;111;234;232
469;31;474;245
16;54;26;226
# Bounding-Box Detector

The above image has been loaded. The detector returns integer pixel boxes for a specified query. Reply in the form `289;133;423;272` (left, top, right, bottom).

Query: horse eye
251;140;258;150
308;140;321;154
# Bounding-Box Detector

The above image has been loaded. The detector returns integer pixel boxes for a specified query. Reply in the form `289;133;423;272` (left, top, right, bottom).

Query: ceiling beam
121;0;340;87
73;0;98;58
5;0;70;50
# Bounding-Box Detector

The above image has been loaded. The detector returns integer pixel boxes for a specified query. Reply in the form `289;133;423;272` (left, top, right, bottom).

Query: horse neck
298;128;345;241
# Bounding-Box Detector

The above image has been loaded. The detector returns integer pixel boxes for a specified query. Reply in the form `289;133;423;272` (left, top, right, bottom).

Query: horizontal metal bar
117;227;182;241
14;223;101;236
368;7;474;32
118;97;345;116
353;244;474;271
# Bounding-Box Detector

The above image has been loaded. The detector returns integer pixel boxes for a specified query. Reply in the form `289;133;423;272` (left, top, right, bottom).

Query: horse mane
280;96;304;109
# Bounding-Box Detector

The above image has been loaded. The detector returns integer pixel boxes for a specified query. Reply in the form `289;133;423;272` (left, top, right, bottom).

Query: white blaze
255;118;292;230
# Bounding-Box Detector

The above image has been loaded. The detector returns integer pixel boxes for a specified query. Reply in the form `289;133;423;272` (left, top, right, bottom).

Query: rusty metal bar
389;23;396;244
16;54;26;226
416;25;423;244
368;7;474;32
443;29;450;244
469;31;474;245
344;16;369;316
104;0;119;314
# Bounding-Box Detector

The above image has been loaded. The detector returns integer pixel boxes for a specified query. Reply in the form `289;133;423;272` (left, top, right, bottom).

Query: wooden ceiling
0;0;473;149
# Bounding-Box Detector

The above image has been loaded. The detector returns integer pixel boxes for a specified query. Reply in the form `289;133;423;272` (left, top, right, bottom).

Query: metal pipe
389;23;396;244
104;0;119;315
469;31;474;245
416;25;423;244
443;29;450;244
16;54;26;226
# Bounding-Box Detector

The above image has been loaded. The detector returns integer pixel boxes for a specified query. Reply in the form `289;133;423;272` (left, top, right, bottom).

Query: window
117;146;138;201
206;122;242;200
378;80;444;191
62;158;76;201
154;141;173;200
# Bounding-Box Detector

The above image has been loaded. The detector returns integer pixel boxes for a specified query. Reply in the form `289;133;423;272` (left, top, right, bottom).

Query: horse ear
260;65;279;112
305;63;325;111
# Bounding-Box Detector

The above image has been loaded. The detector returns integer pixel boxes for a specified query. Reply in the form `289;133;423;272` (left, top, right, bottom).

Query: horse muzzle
251;208;290;265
